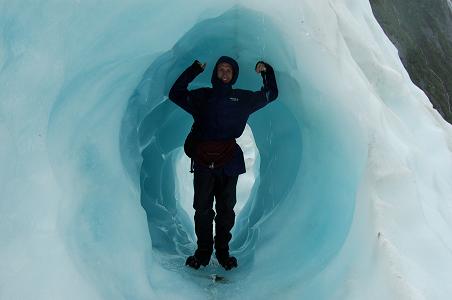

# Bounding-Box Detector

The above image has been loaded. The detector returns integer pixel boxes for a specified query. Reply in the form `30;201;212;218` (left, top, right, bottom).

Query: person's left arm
246;61;279;114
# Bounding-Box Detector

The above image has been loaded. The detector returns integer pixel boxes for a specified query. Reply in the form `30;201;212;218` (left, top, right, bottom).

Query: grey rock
370;0;452;123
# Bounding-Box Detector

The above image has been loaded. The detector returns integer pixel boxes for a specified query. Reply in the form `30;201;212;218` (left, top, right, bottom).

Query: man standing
169;56;278;270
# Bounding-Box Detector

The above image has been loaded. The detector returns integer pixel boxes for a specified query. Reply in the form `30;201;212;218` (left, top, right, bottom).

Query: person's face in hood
211;56;239;88
216;62;234;84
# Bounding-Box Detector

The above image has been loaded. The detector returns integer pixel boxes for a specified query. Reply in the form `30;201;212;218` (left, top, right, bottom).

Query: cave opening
119;7;360;292
120;7;302;267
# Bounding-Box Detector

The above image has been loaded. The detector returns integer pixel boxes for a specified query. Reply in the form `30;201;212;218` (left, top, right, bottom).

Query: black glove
192;60;206;73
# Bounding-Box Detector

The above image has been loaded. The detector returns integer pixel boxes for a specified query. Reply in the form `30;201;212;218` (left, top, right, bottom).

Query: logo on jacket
229;97;239;102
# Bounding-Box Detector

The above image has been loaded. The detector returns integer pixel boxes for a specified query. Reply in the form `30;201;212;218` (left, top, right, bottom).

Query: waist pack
184;129;236;172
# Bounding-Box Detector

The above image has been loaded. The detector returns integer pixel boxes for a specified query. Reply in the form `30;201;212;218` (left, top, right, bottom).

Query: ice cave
1;1;452;299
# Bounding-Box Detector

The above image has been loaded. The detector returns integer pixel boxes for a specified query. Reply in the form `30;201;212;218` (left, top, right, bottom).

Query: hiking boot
185;255;209;269
185;249;211;269
215;251;238;271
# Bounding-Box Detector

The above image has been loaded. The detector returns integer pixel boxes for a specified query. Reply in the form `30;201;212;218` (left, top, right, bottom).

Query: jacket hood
211;56;239;87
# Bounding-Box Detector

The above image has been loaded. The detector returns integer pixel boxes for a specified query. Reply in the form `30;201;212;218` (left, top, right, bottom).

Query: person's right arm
168;60;205;114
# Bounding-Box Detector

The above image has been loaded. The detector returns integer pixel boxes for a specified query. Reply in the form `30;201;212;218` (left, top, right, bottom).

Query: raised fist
255;61;267;73
195;60;207;70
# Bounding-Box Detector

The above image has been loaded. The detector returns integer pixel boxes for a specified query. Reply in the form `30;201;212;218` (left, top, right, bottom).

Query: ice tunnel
2;1;452;299
120;5;367;295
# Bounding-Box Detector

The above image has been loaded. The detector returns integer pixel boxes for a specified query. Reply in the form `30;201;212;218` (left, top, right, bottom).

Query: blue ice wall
0;2;387;299
120;7;367;298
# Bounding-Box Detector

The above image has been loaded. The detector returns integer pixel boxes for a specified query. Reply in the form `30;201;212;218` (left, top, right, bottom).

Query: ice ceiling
1;1;452;299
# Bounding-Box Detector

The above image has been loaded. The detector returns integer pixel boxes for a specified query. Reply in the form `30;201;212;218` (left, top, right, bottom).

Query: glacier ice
1;0;452;299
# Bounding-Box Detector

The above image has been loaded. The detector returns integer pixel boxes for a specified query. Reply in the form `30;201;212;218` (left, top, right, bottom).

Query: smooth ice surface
1;0;452;299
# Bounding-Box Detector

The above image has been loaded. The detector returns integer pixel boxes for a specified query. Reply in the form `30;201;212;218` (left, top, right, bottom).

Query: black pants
193;170;238;258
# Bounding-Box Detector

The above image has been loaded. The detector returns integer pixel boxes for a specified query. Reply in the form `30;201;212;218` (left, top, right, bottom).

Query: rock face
370;0;452;123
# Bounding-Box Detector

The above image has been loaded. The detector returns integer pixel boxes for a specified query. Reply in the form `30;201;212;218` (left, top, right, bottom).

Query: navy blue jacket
168;56;278;176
